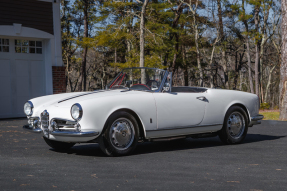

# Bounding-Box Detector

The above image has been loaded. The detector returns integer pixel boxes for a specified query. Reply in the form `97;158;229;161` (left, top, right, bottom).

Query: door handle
196;96;207;101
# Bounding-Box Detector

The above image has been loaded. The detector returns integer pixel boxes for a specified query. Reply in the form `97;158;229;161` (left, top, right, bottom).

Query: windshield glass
108;68;166;91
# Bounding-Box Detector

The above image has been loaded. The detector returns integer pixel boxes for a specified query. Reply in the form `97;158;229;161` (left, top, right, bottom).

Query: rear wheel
98;111;139;156
219;106;248;144
43;137;75;150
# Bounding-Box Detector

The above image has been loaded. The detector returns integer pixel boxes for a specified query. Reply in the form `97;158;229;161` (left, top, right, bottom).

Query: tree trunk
242;0;254;94
182;45;188;86
280;0;287;120
194;21;203;86
260;4;271;103
265;65;276;102
208;38;218;88
139;0;149;84
217;0;228;88
169;3;183;74
79;0;89;91
254;6;260;98
171;33;179;74
115;47;117;64
245;39;254;93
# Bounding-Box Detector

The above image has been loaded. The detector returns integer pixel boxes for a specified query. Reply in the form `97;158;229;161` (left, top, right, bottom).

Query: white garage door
0;38;45;118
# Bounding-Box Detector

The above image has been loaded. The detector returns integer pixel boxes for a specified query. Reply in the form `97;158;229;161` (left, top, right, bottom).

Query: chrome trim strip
58;90;112;103
146;125;223;139
146;124;223;132
58;92;96;103
50;131;99;137
23;125;42;133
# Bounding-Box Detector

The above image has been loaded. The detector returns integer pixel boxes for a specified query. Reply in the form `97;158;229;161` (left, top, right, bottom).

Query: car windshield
108;68;166;91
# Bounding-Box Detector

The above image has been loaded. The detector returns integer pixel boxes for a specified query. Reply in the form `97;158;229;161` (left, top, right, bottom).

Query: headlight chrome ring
24;101;33;116
70;103;83;121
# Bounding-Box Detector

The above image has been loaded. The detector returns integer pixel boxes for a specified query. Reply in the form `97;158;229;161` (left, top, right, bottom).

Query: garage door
0;38;45;118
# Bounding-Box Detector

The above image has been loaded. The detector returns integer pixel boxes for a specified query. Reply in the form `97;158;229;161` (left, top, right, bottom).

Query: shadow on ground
51;133;285;157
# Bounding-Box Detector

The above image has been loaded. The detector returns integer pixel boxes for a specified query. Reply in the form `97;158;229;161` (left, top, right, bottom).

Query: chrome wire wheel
109;118;135;150
227;112;245;139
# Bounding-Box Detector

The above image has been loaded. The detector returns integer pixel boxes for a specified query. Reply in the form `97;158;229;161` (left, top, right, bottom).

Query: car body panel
152;92;206;129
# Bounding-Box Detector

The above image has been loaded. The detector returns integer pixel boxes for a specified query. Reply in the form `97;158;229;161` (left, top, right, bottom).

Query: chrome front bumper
23;125;99;137
249;114;264;127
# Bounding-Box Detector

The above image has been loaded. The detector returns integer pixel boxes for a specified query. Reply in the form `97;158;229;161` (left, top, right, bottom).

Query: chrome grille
41;110;49;137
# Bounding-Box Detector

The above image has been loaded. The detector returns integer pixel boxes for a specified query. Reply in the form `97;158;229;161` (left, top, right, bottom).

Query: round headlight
71;103;83;121
24;101;33;116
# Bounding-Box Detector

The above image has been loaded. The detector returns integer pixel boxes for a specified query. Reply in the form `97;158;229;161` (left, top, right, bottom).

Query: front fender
77;92;157;136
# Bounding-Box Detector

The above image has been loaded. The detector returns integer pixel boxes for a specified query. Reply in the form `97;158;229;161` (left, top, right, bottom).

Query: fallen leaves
20;184;30;186
91;174;98;178
227;181;240;183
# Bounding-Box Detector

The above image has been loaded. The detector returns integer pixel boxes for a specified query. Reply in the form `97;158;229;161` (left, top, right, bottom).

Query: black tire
98;111;139;156
218;106;249;144
43;137;75;150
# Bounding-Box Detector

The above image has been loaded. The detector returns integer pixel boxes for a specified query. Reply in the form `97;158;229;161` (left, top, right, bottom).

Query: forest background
60;0;283;115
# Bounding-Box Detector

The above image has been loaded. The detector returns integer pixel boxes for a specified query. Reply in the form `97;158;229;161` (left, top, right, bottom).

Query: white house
0;0;65;118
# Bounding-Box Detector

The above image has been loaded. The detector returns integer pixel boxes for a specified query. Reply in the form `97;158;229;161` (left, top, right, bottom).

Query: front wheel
98;111;139;156
219;106;249;144
43;137;75;150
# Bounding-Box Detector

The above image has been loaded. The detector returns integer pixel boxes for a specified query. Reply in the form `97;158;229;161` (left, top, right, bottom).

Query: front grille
41;110;49;137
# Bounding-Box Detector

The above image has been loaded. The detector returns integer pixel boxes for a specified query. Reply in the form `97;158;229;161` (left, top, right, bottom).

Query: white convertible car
23;67;263;156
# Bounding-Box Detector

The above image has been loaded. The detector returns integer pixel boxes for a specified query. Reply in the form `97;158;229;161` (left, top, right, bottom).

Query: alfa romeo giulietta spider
23;67;263;156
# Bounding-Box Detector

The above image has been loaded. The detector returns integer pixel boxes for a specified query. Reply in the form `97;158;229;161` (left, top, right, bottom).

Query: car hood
30;89;149;109
54;90;127;107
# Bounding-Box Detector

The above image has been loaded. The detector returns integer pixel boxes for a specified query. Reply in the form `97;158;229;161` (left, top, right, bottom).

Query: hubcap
227;112;245;139
109;118;135;150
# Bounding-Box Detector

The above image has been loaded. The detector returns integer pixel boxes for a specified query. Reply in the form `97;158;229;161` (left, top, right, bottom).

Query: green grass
259;111;280;121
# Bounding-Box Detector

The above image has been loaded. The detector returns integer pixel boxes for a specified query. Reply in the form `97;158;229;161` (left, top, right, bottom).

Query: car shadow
50;133;285;157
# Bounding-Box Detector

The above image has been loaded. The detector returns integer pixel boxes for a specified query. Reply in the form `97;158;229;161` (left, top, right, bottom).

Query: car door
152;92;206;129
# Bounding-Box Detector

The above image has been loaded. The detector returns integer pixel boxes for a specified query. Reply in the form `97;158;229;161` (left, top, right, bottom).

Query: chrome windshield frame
107;67;170;92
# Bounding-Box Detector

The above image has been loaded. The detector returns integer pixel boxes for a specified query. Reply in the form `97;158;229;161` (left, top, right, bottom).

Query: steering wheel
130;84;151;90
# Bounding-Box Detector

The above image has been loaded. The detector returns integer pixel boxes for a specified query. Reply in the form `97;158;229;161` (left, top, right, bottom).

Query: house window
15;40;42;54
0;39;9;52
